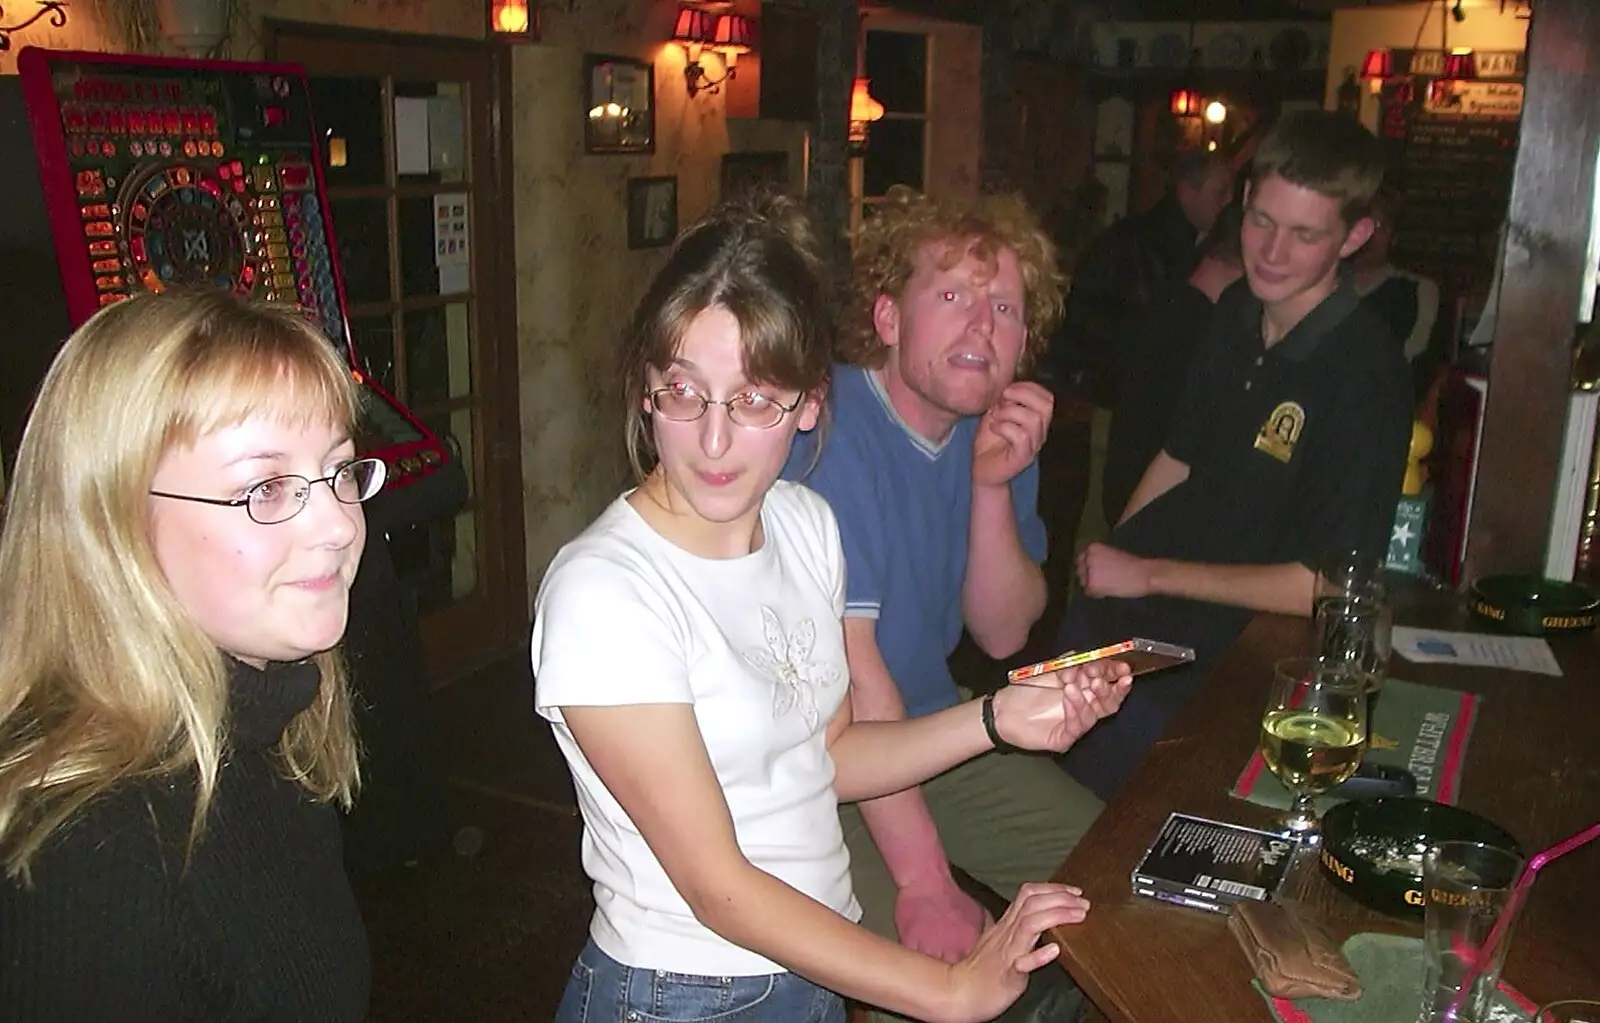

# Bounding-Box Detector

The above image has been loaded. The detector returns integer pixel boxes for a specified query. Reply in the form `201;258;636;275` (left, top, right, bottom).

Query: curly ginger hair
837;186;1065;372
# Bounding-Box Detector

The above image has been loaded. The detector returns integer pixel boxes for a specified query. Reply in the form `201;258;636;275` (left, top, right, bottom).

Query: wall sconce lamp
848;76;885;155
1360;48;1392;94
1202;100;1227;125
1441;47;1478;81
1168;87;1202;118
0;1;68;51
488;0;537;42
674;7;753;98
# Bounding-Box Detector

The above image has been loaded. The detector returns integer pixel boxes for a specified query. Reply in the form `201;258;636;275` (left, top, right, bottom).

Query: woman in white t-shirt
533;195;1131;1023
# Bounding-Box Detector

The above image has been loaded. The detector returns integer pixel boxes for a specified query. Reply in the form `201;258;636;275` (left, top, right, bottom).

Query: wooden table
1050;596;1600;1022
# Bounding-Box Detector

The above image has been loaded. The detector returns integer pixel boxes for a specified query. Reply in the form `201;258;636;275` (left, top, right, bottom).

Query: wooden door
269;24;525;682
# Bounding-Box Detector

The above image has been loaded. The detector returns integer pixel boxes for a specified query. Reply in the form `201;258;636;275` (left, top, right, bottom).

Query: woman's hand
991;660;1132;752
943;882;1092;1023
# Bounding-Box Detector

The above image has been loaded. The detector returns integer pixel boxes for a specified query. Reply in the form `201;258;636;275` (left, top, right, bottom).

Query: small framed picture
628;176;678;249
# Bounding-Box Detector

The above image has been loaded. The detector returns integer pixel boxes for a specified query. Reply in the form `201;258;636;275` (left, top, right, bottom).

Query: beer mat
1231;677;1479;810
1256;933;1540;1023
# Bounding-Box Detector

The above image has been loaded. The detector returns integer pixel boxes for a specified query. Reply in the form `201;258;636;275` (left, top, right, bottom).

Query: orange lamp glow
711;14;753;59
1360;48;1392;81
848;76;885;152
1168;87;1202;118
489;0;535;41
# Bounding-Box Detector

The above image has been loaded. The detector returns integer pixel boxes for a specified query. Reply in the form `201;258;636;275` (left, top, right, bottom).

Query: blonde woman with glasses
0;290;384;1021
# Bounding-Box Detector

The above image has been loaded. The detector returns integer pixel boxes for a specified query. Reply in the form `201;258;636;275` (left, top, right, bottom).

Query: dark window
862;30;928;201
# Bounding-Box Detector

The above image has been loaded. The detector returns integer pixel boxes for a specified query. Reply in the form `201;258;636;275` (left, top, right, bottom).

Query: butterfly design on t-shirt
741;605;841;730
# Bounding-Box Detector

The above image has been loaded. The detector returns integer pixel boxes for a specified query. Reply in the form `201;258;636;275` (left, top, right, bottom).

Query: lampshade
671;7;717;45
489;0;535;40
711;14;753;55
850;77;885;125
1169;87;1202;117
1441;48;1477;81
1360;48;1392;81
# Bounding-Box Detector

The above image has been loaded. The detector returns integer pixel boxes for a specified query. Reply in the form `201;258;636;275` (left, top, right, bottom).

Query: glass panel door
280;31;523;681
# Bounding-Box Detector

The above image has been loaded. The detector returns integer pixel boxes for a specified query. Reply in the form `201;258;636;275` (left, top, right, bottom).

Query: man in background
1049;150;1235;410
1101;202;1244;525
1057;110;1411;801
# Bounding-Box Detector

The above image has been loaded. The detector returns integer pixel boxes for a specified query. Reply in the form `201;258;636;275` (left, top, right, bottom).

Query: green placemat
1232;677;1480;810
1255;932;1540;1023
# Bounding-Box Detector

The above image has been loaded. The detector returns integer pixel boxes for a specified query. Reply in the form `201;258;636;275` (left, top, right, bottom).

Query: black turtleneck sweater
0;660;370;1021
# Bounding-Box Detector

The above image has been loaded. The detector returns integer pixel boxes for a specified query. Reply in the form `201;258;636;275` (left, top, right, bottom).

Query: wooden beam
805;0;858;281
1466;0;1600;578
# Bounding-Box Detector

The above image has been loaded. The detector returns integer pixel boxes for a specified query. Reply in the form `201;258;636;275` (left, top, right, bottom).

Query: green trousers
840;745;1103;1022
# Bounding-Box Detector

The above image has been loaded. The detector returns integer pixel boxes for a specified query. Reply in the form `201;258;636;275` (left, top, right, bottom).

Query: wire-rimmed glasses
150;456;388;525
647;386;802;430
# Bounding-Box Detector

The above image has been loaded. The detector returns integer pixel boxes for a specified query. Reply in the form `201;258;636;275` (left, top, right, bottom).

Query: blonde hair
838;187;1065;372
0;290;363;880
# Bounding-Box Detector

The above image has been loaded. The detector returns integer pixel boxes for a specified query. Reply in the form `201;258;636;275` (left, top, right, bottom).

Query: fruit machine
16;47;464;520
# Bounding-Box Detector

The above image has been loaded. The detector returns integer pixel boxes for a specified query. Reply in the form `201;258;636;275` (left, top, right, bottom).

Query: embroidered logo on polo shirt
1254;401;1305;463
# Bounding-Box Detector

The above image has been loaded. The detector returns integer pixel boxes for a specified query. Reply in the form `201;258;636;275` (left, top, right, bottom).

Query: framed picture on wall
720;150;790;200
584;54;655;154
628;176;678;249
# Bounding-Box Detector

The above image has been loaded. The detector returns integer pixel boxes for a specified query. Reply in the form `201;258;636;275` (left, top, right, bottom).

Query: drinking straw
1447;821;1600;1017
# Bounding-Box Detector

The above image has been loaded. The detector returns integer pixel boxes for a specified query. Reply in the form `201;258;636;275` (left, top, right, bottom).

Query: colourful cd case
1131;812;1296;914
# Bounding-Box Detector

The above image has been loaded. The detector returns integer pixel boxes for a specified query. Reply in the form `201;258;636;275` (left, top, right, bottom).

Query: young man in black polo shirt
1055;110;1412;801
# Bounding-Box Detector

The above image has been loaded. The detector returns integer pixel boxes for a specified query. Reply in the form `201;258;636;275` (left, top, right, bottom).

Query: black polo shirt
1063;276;1411;663
1103;281;1219;524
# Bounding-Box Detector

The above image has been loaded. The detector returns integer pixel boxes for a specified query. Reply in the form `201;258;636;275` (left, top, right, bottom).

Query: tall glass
1313;548;1385;605
1417;840;1527;1023
1313;549;1392;730
1314;594;1394;731
1259;657;1368;834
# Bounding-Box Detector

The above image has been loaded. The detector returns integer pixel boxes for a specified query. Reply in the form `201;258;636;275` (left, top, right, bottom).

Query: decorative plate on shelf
1206;31;1247;68
1149;31;1189;68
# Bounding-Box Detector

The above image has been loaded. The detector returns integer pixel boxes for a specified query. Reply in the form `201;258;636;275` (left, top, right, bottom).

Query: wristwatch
981;691;1018;754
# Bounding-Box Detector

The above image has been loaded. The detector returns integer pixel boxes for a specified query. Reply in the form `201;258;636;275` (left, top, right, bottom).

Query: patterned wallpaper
511;4;806;594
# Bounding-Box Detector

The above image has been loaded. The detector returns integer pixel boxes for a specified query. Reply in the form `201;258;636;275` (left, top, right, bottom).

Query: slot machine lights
0;0;67;51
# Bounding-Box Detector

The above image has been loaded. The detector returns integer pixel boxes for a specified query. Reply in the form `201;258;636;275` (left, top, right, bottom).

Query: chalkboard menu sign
1378;50;1524;299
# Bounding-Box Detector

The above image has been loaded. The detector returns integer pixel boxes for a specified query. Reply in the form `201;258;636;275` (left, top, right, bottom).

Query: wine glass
1260;657;1369;835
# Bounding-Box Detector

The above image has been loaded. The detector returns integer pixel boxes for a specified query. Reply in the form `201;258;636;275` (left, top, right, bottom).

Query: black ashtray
1319;797;1521;920
1468;574;1599;635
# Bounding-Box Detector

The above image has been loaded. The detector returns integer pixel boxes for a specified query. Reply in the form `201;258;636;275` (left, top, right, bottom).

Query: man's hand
973;382;1053;489
1076;541;1155;598
895;875;992;964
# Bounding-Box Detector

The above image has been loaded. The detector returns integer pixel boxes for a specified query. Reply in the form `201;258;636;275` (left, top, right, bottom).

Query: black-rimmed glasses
150;457;388;525
648;386;801;430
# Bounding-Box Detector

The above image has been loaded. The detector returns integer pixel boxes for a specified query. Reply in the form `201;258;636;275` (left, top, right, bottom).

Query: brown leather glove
1228;900;1363;1001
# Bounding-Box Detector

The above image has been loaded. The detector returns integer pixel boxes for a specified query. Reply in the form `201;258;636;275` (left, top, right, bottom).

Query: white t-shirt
532;480;861;976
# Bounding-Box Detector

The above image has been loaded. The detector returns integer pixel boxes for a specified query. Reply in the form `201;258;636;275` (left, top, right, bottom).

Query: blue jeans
556;938;846;1023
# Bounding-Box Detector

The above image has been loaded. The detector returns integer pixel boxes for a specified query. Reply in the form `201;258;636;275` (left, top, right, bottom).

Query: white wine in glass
1260;657;1368;834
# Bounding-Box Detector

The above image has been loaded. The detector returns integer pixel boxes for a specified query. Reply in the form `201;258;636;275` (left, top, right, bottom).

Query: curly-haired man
784;188;1105;1021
